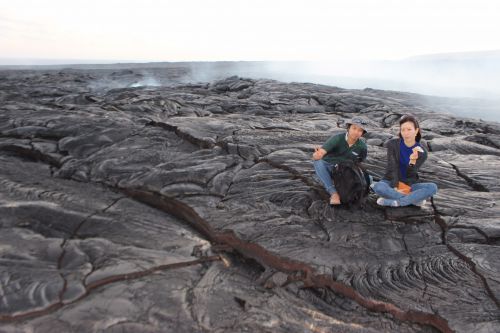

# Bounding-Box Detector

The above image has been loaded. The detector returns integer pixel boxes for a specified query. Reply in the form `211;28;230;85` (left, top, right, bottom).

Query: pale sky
1;0;499;63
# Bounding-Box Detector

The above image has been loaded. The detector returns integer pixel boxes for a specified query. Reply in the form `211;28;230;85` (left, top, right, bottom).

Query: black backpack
331;160;370;206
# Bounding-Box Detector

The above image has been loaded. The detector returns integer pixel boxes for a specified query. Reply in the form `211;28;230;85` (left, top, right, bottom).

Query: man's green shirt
321;133;367;165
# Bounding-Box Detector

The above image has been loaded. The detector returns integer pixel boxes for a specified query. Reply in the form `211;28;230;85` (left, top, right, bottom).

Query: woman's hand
395;187;407;194
409;147;422;165
409;151;418;164
313;146;326;160
395;181;411;195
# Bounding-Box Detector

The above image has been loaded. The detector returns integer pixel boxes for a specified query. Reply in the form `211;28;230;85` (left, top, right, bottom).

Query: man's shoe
413;199;426;207
330;192;341;205
377;197;400;207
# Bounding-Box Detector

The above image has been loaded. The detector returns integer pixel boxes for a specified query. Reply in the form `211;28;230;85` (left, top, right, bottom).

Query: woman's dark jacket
383;138;428;187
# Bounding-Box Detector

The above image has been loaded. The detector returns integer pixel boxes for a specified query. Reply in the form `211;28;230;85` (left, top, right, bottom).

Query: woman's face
400;121;419;141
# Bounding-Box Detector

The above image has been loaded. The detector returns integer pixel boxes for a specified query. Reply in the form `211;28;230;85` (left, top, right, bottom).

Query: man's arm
312;134;340;160
312;146;327;160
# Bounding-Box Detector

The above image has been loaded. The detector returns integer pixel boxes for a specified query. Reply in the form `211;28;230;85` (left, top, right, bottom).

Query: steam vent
1;68;499;333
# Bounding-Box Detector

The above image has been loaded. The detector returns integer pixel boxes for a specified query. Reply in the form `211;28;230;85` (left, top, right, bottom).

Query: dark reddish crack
83;256;219;290
0;256;220;323
123;188;216;242
311;273;452;332
431;198;500;309
120;188;453;333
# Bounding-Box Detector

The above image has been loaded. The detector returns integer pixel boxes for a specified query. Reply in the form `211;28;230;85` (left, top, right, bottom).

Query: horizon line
2;49;500;67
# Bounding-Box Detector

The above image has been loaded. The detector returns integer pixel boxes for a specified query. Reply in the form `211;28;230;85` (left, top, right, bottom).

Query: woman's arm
406;147;427;179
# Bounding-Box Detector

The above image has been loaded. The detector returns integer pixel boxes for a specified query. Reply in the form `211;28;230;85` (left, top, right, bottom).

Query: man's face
348;124;364;141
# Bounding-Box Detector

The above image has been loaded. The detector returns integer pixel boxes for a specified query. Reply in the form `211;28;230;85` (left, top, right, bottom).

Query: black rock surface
0;68;499;333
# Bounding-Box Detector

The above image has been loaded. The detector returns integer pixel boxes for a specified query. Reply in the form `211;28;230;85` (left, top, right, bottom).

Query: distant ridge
403;49;500;61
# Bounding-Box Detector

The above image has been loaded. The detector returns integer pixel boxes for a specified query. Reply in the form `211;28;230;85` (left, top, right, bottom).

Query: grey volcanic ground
0;66;499;333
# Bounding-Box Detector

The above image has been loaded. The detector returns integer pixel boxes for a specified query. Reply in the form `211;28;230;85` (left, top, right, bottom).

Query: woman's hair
399;114;422;142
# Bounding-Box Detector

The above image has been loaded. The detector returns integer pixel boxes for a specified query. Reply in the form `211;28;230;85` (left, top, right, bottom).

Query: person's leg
313;159;336;195
399;182;438;206
372;180;405;200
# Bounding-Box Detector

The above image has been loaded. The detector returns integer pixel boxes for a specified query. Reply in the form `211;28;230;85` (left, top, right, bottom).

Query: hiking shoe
330;192;341;206
413;199;426;207
376;197;400;207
